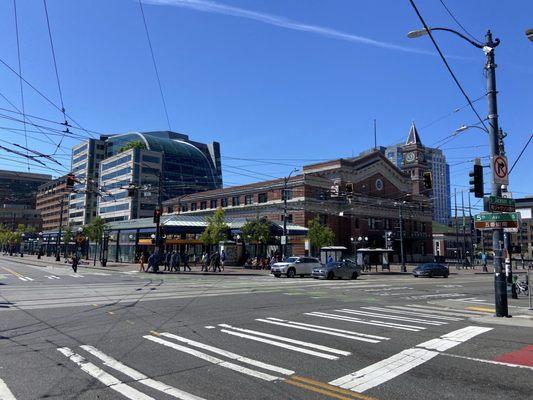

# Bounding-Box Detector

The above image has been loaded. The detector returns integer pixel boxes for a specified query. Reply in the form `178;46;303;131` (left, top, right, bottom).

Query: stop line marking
0;378;16;400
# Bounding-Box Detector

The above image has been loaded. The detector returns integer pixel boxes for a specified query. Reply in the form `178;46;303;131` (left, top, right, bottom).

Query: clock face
405;152;415;163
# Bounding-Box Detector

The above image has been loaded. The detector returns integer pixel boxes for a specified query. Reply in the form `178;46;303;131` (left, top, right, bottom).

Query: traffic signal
66;174;76;188
469;160;484;198
127;184;136;197
153;208;161;224
422;171;433;190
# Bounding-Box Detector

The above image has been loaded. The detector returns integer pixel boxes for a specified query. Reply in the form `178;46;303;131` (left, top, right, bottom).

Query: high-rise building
69;131;222;226
36;175;71;231
381;123;452;225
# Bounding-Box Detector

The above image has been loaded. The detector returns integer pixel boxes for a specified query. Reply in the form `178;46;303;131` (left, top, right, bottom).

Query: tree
200;208;229;248
119;140;146;153
307;216;335;256
84;217;106;264
63;226;73;257
241;216;271;257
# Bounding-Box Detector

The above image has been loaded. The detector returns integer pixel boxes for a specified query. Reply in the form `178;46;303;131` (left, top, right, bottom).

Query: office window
190;202;197;211
232;196;240;206
221;198;228;207
319;214;328;225
210;199;217;209
245;195;253;205
181;204;188;212
282;189;293;201
200;201;207;210
258;193;268;203
281;214;293;223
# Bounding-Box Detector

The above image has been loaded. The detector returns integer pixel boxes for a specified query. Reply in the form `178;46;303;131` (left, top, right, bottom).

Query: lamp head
407;29;429;39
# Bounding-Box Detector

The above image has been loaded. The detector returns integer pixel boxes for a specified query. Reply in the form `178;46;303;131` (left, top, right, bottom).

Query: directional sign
484;196;516;212
492;155;509;185
474;212;519;230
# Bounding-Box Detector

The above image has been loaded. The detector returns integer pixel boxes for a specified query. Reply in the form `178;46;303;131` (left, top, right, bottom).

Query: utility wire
13;0;29;172
408;0;489;134
138;0;172;131
509;133;532;174
438;0;481;44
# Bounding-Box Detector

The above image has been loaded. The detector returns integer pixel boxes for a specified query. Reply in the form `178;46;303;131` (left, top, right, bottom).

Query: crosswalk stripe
219;329;339;360
143;335;281;381
336;309;447;326
329;325;493;392
57;347;154;400
69;274;84;278
219;324;350;356
80;345;206;400
305;312;424;331
264;318;389;340
0;378;16;400
159;332;294;375
364;306;462;321
256;318;383;343
405;304;486;316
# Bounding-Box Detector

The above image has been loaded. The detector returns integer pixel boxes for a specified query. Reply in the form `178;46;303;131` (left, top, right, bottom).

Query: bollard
528;270;532;311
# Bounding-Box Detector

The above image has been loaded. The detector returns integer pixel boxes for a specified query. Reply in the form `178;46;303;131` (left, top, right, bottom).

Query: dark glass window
142;167;160;175
232;196;240;206
99;203;130;214
142;155;161;164
258;193;268;203
200;201;207;210
181;204;188;212
101;167;131;181
73;144;88;156
282;214;293;223
210;199;217;209
319;214;328;225
282;189;293;201
191;202;197;211
245;195;253;205
221;198;228;207
101;155;132;171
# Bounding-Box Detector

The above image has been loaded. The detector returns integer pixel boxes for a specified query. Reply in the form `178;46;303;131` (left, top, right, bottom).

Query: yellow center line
2;267;25;278
465;306;495;313
286;376;378;400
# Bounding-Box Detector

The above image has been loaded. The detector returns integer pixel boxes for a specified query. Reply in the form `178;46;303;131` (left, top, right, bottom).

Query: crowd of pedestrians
139;249;225;273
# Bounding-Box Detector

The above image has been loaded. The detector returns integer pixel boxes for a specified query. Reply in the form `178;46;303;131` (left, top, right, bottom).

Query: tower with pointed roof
402;122;430;196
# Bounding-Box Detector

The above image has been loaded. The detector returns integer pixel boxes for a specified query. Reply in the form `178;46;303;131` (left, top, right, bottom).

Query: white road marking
0;378;16;400
256;318;385;343
361;307;462;321
143;335;281;381
45;275;61;280
17;277;28;281
90;272;111;276
159;332;294;375
441;353;533;371
336;309;447;326
69;274;84;278
219;329;339;360
204;326;215;329
405;304;487;316
80;345;206;400
402;293;466;300
219;324;350;356
450;297;493;305
329;325;493;393
57;347;155;400
305;312;424;331
379;306;467;319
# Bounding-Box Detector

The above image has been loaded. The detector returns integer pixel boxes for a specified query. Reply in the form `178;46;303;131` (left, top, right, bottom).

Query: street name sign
492;155;509;185
484;195;516;212
474;212;518;230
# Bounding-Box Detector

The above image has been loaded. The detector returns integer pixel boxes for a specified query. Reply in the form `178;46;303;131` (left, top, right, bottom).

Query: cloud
142;0;436;56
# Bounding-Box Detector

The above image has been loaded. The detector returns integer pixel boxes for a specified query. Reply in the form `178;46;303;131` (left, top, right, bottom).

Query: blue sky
0;0;531;209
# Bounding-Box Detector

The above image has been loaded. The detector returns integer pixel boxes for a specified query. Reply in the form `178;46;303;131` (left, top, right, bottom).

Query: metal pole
154;169;163;257
282;176;288;259
461;191;467;267
484;30;507;317
454;188;460;265
528;270;532;310
399;202;406;272
55;197;64;262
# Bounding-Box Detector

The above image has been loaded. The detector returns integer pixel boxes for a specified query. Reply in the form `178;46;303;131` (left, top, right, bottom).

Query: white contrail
142;0;436;56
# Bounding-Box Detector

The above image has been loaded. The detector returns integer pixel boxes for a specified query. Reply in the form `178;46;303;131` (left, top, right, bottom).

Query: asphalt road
0;256;532;400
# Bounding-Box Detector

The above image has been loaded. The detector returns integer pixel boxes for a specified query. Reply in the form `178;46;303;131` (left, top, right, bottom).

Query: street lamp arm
408;27;485;49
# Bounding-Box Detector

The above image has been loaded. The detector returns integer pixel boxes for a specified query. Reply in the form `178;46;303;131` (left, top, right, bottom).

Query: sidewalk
1;254;272;276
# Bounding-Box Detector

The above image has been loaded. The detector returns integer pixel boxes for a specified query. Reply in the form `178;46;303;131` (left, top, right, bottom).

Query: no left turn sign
492;155;509;185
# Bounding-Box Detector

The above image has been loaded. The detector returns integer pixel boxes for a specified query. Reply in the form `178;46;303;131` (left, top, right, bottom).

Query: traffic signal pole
484;31;509;317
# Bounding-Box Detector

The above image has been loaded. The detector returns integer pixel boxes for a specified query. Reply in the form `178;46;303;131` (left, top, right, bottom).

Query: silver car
271;256;321;278
312;260;361;280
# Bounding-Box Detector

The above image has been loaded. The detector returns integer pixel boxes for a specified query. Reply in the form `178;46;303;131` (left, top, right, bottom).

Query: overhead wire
438;0;482;44
13;0;29;171
509;133;532;174
138;0;172;131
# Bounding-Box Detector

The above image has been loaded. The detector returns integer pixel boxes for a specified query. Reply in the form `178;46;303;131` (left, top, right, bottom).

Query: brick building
164;151;433;261
36;175;71;231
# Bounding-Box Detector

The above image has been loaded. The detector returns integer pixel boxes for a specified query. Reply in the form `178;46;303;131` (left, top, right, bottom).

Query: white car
270;256;321;278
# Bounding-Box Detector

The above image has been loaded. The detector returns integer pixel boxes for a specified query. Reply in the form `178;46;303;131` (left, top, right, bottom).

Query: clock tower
402;122;429;196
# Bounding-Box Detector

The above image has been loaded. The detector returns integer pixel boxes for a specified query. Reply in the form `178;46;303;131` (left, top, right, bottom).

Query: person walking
220;250;226;271
163;250;171;272
201;251;209;272
182;251;191;271
139;251;146;272
213;251;221;272
148;252;158;273
71;253;79;273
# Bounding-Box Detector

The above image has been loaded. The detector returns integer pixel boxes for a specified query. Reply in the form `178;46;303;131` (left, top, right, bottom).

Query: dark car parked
412;263;449;278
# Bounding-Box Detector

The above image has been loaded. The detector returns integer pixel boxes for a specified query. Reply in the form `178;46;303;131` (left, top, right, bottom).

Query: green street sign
484;196;516;212
474;212;518;222
488;196;515;206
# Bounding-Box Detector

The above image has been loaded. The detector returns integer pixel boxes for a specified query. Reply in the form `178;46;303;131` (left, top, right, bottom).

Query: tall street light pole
408;27;509;317
394;201;406;273
282;168;299;259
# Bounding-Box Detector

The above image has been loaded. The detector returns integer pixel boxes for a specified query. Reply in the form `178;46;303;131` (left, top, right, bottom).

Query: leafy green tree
200;208;229;248
63;226;73;256
241;216;271;256
119;140;146;153
307;216;335;256
84;217;106;264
